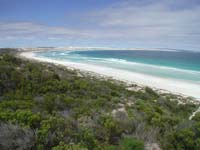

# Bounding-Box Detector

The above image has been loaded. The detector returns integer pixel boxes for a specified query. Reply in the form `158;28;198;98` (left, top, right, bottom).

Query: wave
98;58;200;75
54;52;200;75
36;51;200;78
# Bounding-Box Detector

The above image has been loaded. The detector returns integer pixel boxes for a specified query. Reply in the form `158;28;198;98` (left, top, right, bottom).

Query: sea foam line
46;51;200;75
44;49;200;74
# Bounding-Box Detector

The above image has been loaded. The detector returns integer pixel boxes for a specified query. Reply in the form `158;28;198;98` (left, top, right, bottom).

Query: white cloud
90;0;200;38
0;0;200;50
0;22;90;40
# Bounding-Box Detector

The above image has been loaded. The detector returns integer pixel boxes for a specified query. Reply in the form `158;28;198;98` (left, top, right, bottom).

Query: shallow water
36;50;200;84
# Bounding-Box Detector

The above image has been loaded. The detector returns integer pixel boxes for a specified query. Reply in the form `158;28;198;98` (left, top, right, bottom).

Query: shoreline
18;50;200;101
16;47;180;52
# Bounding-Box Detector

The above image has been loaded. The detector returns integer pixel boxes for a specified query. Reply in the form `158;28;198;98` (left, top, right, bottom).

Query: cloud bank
0;0;200;50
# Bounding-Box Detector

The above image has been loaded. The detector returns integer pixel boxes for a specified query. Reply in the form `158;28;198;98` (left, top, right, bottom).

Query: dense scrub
0;53;200;150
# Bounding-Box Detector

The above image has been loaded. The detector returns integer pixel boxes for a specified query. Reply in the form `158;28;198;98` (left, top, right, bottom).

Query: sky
0;0;200;51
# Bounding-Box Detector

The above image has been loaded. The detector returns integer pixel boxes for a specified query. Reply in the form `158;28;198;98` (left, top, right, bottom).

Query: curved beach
20;51;200;100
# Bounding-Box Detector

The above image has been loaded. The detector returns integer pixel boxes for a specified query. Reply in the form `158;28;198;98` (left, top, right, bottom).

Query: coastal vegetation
0;51;200;150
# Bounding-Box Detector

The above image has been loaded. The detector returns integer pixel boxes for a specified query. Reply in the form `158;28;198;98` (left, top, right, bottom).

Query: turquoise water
35;50;200;84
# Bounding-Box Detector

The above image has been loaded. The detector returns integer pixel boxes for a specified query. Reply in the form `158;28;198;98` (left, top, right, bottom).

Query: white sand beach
20;51;200;100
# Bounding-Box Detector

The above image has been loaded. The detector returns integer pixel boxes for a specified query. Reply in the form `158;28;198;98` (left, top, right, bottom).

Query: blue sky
0;0;200;51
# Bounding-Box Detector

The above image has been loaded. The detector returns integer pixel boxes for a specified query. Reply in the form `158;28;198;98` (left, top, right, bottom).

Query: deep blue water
36;50;200;83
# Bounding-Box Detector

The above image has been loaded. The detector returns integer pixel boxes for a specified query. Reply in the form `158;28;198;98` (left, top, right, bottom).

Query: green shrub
119;137;144;150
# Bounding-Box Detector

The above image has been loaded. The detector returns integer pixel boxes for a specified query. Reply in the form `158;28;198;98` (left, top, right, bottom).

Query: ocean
36;50;200;84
